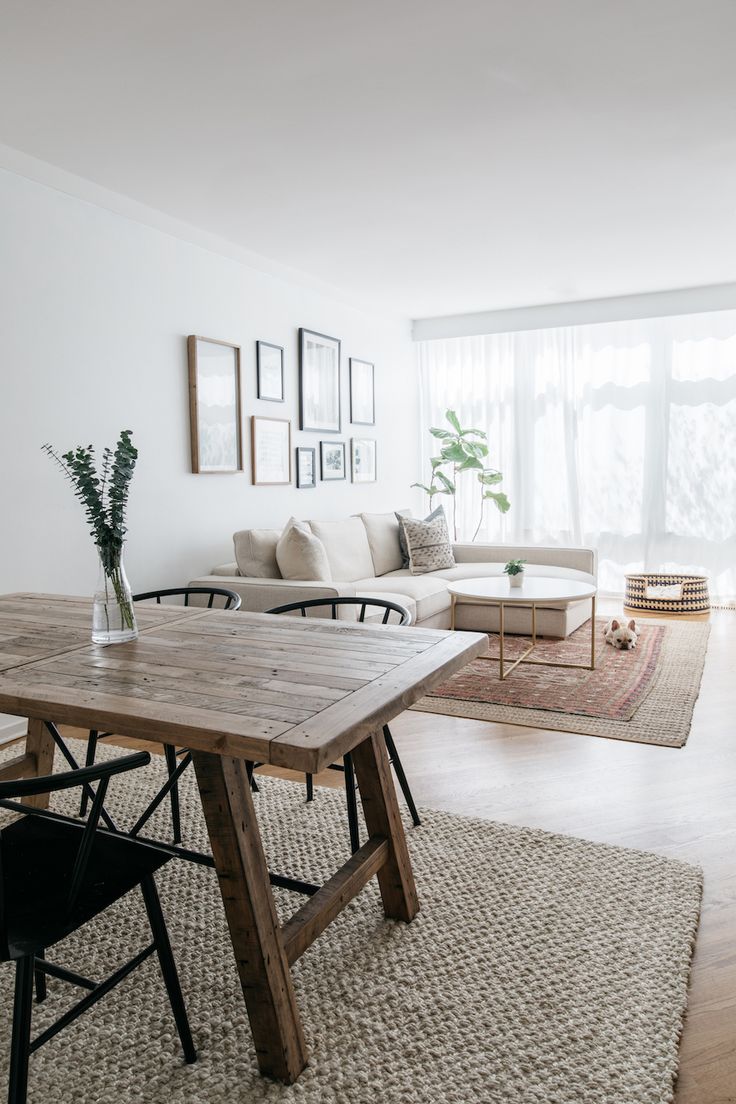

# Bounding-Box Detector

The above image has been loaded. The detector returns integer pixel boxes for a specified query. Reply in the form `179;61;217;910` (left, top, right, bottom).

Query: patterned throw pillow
396;506;437;568
399;509;455;575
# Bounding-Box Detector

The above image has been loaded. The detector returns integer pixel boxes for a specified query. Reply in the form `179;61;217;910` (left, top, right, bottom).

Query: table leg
191;750;308;1083
351;729;419;923
590;593;596;670
499;602;505;680
450;593;456;630
23;719;55;809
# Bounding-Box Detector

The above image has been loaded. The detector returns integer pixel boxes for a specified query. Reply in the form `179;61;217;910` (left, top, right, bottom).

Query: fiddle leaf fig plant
413;409;510;541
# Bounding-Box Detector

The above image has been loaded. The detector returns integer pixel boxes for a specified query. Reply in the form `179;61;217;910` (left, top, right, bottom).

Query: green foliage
413;409;510;540
42;430;138;576
504;558;526;576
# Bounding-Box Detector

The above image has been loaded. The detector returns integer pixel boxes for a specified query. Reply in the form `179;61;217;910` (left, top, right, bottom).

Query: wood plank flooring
61;604;735;1103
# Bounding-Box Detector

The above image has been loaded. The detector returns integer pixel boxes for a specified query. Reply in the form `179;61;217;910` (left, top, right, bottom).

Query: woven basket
624;573;710;615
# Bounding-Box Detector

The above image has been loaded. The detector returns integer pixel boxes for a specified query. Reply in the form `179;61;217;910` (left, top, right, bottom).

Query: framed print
351;437;377;483
299;328;341;432
256;340;285;402
296;446;317;489
251;416;291;485
187;336;243;473
320;440;346;481
349;358;375;425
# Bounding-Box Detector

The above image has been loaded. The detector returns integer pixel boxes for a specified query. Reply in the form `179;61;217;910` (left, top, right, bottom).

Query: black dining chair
264;596;422;853
0;752;196;1104
80;586;243;844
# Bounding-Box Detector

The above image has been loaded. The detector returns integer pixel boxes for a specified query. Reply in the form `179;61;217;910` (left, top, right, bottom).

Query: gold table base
450;593;597;681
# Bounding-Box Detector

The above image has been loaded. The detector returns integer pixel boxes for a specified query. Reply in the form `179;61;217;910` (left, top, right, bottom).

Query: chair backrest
133;586;241;611
265;596;412;625
0;752;151;956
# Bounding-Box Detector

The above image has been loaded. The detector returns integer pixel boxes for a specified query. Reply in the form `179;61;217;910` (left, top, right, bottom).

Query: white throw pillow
276;519;332;581
360;510;411;576
307;517;375;581
233;529;281;578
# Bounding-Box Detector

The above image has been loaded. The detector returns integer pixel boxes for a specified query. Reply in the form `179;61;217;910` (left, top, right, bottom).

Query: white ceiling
2;0;736;320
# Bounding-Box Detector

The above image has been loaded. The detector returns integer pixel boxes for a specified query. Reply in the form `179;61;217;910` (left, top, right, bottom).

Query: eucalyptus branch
43;430;138;579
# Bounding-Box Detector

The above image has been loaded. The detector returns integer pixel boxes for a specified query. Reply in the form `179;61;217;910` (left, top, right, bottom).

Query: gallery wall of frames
187;327;377;489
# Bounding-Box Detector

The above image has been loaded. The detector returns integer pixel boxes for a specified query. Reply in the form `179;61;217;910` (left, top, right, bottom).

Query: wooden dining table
0;593;487;1082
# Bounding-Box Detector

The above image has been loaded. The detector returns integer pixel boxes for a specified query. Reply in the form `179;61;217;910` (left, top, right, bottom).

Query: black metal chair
0;752;196;1104
80;586;243;844
265;597;422;853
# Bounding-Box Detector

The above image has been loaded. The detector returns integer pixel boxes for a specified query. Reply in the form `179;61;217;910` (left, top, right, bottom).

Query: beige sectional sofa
189;511;597;637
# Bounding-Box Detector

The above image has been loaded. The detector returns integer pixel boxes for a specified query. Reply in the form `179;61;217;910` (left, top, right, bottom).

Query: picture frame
349;358;375;425
187;335;243;474
320;440;346;481
351;437;377;483
295;446;317;489
256;340;285;402
299;328;341;433
251;415;291;485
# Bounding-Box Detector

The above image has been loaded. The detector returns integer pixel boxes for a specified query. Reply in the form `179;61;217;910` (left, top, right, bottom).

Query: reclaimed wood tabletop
0;592;488;1083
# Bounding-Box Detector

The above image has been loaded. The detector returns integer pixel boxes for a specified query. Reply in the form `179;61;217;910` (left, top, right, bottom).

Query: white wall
0;169;420;735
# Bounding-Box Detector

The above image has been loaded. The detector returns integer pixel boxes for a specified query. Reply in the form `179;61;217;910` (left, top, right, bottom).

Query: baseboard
0;716;27;746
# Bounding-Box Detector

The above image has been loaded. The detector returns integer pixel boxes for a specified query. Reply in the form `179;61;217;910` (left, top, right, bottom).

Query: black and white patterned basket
624;573;710;615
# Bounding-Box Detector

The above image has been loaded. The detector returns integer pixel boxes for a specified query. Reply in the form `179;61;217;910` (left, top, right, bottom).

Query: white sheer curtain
417;310;736;598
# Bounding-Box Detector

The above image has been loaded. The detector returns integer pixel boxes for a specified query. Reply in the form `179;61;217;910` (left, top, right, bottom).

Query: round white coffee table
447;577;598;680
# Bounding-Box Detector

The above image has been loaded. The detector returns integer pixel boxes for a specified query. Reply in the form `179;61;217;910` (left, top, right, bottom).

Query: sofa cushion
355;574;450;622
359;510;410;576
233;529;281;578
276;519;332;581
399;509;455;575
308;517;375;582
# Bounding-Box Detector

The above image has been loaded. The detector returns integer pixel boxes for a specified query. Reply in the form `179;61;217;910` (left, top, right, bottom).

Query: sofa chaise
189;511;597;638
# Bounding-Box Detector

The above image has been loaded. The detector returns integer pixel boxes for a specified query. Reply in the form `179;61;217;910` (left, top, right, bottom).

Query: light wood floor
74;605;734;1104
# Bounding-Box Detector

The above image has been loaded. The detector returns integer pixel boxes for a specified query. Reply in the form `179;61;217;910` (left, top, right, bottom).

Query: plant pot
92;553;138;645
508;572;524;589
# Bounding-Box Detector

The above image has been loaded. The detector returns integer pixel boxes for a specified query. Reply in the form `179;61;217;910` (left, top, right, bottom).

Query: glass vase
92;553;138;645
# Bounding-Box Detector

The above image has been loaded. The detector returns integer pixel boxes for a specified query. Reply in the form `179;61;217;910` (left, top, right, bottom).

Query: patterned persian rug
0;741;702;1104
412;617;710;747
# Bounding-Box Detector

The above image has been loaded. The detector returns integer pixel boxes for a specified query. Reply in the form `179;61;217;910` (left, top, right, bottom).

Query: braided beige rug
412;619;709;747
0;742;702;1104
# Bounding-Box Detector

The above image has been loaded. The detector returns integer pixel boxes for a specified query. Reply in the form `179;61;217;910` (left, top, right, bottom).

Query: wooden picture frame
351;437;377;483
295;446;317;489
187;336;243;474
349;358;375;425
256;341;285;402
251;416;291;485
320;440;346;481
299;328;341;433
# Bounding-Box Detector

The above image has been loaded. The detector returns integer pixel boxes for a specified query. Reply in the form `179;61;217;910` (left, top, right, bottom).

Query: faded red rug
412;617;710;747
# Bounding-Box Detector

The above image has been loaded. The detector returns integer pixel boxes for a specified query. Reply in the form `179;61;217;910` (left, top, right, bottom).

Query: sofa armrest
187;574;357;613
210;561;240;577
451;543;597;578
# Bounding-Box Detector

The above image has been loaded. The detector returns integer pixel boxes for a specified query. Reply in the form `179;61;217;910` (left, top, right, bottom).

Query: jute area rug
0;741;702;1104
412;617;710;748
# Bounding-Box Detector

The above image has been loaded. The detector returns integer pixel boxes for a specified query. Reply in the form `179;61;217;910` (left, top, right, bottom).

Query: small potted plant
504;558;526;588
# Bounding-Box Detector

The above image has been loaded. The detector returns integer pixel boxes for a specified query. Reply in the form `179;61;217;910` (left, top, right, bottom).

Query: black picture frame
320;440;346;481
349;358;375;425
256;341;285;402
295;446;317;489
299;328;341;433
